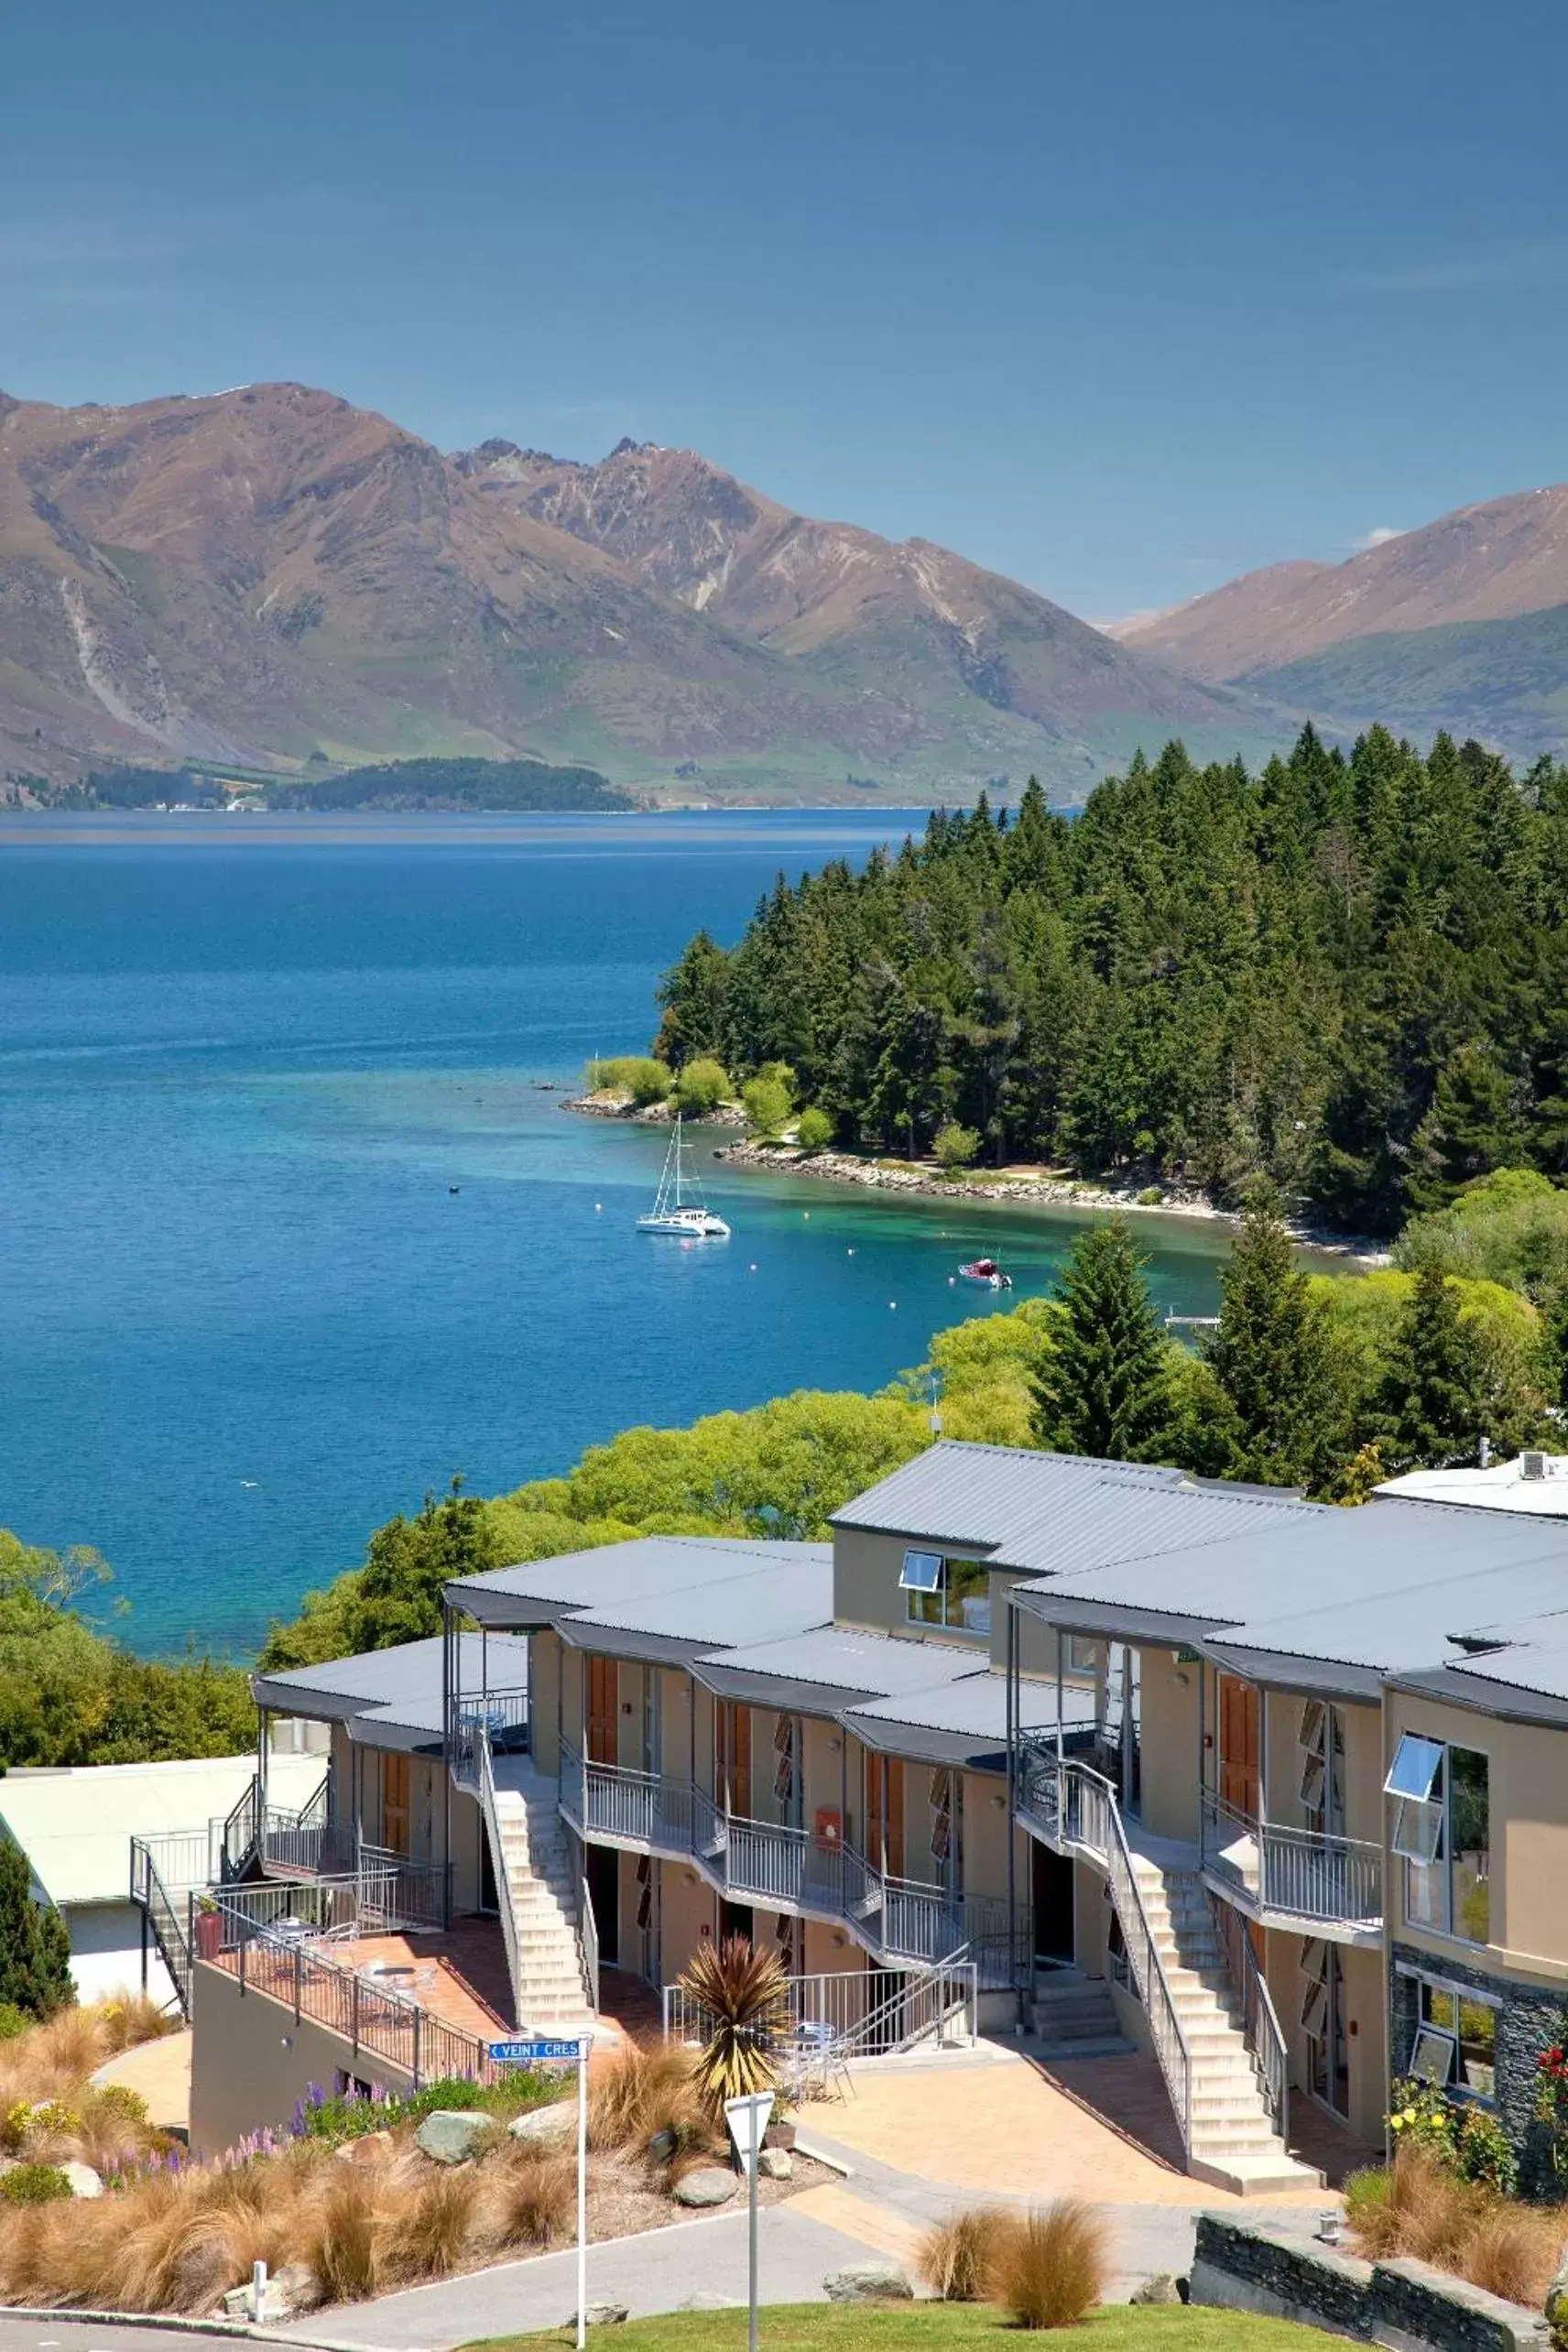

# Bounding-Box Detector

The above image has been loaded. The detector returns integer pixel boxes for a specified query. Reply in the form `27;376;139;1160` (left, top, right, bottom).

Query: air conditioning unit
1522;1451;1549;1481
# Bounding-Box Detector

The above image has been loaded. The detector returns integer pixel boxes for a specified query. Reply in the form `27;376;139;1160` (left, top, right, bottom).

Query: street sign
723;2089;774;2173
723;2091;774;2352
489;2035;593;2347
490;2037;589;2064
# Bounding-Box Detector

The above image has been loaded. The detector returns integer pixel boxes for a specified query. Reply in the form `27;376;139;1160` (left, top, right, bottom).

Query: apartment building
135;1442;1568;2187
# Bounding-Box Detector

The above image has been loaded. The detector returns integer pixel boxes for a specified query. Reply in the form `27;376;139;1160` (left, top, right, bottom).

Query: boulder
572;2303;627;2328
673;2165;740;2208
273;2263;321;2314
416;2109;496;2165
333;2129;395;2166
60;2161;103;2200
757;2147;793;2182
679;2292;741;2312
1131;2274;1182;2305
646;2127;680;2166
764;2120;796;2151
1548;2250;1568;2344
509;2102;576;2149
823;2264;914;2303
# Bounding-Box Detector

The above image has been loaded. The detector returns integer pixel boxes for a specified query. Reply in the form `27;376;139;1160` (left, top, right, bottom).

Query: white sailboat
637;1115;732;1238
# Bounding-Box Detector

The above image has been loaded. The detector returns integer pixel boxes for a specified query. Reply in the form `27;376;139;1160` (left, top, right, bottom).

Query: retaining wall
1189;2215;1551;2352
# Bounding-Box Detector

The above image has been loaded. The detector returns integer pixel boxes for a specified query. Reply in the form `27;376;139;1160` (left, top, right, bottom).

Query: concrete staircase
1029;1968;1134;2057
1127;1842;1321;2195
486;1757;595;2030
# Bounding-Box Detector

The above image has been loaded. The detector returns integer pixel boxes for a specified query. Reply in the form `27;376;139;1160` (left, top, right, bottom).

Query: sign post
492;2035;593;2348
724;2091;774;2352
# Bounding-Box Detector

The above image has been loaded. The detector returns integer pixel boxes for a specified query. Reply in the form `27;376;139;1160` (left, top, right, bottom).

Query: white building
1;1751;324;2009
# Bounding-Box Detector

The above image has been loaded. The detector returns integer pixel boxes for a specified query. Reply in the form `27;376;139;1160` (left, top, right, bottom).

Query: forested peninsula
656;725;1568;1237
16;756;637;814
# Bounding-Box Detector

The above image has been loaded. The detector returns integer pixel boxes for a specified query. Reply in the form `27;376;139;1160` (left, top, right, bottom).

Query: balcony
560;1746;1016;1984
449;1685;530;1789
1201;1791;1382;1943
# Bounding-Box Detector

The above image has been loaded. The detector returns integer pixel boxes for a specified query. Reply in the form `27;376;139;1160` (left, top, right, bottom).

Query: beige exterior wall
189;1959;418;2154
530;1630;562;1775
449;1784;484;1913
960;1767;1010;1905
659;1667;694;1783
1386;1689;1568;1986
1264;1929;1387;2144
657;1855;717;1979
1138;1648;1200;1841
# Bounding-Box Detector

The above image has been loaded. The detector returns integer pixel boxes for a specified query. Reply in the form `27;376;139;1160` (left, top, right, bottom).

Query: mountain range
0;383;1277;802
1116;487;1568;765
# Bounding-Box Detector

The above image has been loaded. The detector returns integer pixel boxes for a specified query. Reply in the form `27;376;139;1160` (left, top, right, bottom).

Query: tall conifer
1031;1219;1171;1460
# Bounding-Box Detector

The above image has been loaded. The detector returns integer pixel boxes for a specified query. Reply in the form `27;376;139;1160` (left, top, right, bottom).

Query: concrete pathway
275;2205;883;2348
92;2031;193;2138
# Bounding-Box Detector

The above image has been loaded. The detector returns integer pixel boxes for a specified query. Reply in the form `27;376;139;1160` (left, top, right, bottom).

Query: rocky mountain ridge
0;383;1275;799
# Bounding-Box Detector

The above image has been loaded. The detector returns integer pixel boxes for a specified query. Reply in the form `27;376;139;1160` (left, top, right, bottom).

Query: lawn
465;2304;1345;2352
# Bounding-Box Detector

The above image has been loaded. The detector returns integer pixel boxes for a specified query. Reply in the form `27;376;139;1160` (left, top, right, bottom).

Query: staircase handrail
129;1835;193;2018
1056;1759;1192;2154
1208;1888;1289;2141
475;1718;523;2028
578;1872;599;2015
221;1772;263;1879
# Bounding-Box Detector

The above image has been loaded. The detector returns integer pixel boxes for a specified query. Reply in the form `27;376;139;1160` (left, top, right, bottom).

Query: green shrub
0;2161;72;2205
742;1076;792;1140
586;1056;671;1105
672;1057;729;1116
1137;1185;1163;1206
795;1106;833;1152
0;2001;28;2042
934;1121;981;1172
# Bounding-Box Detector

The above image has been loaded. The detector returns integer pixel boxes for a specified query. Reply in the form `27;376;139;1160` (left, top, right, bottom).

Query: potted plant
193;1895;222;1962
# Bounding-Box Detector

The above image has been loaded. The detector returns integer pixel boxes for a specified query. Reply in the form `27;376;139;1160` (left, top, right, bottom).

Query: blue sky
4;0;1565;617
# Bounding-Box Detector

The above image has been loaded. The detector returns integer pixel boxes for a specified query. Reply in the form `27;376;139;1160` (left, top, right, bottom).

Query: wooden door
587;1657;618;1766
866;1754;905;1878
1218;1677;1260;1818
382;1752;410;1855
716;1701;752;1818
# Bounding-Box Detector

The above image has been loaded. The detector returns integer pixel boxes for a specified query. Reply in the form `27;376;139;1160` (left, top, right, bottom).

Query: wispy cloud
1338;237;1568;295
1350;525;1403;552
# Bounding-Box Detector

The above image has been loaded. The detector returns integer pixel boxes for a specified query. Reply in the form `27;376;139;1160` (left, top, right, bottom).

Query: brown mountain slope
1116;485;1568;681
458;435;1258;746
0;384;1285;798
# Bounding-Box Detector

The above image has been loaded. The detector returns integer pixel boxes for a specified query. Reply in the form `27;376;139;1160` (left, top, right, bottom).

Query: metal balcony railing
450;1686;530;1786
1200;1791;1382;1930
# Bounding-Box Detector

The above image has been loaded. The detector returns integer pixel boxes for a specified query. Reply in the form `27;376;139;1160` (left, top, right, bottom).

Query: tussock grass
586;2040;706;2156
992;2200;1107;2330
1346;2151;1568;2310
917;2205;1014;2302
405;2165;483;2278
490;2147;574;2249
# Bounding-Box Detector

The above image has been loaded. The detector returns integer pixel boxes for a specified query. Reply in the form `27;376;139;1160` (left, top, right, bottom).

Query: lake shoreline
561;1094;1390;1266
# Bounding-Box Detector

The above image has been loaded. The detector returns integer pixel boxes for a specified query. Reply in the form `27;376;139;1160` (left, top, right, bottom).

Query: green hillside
1249;604;1568;761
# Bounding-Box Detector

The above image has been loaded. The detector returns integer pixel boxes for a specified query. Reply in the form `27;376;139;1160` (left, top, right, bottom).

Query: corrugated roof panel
449;1537;830;1625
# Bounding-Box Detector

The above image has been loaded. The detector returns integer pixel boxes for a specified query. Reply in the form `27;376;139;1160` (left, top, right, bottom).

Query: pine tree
1405;1046;1521;1215
0;1835;73;2020
1031;1219;1172;1460
654;931;731;1069
1376;1263;1491;1472
1203;1187;1350;1490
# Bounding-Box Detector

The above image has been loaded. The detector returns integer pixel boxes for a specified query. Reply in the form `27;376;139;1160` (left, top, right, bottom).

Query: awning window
899;1548;943;1593
1384;1733;1444;1802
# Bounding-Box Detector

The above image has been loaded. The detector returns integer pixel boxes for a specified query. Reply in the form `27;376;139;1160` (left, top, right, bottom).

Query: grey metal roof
830;1440;1315;1577
831;1443;1181;1552
842;1669;1093;1767
1013;1494;1568;1698
555;1549;832;1660
691;1626;988;1709
252;1633;528;1726
448;1537;829;1629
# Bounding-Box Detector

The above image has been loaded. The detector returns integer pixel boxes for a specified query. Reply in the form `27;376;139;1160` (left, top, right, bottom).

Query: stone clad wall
1189;2216;1551;2352
1389;1944;1566;2188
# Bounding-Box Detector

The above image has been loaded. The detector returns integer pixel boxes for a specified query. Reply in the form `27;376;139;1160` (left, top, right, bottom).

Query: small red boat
958;1258;1013;1290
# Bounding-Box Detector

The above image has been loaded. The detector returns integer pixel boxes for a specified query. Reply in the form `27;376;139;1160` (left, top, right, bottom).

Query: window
1386;1735;1489;1944
1066;1636;1100;1676
1412;1979;1497;2103
900;1549;990;1634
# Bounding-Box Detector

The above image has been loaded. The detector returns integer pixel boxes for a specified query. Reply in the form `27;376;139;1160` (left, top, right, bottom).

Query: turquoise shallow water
0;811;1233;1655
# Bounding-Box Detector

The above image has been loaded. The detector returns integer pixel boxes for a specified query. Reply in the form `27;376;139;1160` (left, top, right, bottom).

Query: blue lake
0;811;1236;1655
